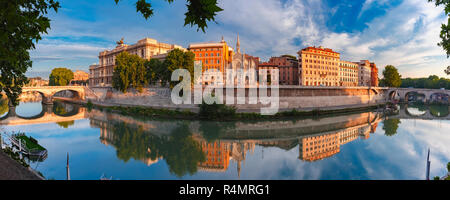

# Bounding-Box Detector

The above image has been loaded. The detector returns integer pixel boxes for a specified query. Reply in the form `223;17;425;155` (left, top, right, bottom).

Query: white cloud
217;0;326;59
29;0;450;78
213;0;449;77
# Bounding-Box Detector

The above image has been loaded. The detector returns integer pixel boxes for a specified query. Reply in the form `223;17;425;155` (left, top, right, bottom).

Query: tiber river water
0;100;449;180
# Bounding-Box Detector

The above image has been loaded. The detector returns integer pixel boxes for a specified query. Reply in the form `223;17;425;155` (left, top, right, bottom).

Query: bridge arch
429;92;450;104
52;101;80;117
387;90;399;101
14;106;47;120
405;91;426;102
52;89;83;100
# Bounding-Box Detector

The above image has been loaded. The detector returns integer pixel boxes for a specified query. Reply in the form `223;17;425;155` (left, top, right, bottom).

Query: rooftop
301;46;340;54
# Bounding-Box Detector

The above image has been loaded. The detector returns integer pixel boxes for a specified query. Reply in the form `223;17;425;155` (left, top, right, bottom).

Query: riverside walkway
0;150;43;180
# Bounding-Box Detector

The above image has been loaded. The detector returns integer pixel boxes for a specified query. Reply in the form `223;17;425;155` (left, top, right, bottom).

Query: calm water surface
0;100;449;180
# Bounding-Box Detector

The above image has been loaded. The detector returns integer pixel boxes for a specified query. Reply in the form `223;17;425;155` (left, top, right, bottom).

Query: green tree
145;58;164;85
113;0;223;32
445;66;450;75
49;68;74;86
112;52;147;93
383;118;401;137
0;0;60;106
400;76;450;89
382;65;402;87
163;48;196;88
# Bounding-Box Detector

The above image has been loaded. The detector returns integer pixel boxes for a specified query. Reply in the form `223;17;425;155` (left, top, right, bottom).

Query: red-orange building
266;55;299;85
370;63;379;87
188;37;234;85
198;141;231;172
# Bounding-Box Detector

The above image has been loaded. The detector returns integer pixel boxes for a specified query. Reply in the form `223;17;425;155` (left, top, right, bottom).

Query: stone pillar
42;94;54;105
8;106;16;117
44;104;53;114
425;92;433;104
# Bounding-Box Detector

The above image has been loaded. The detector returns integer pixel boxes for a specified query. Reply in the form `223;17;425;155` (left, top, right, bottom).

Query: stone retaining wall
88;86;387;113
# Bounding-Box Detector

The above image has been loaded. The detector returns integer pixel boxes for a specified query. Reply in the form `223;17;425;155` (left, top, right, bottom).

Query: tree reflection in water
0;98;8;117
52;101;78;117
56;120;75;128
383;118;401;137
103;122;205;177
429;104;449;117
161;124;205;177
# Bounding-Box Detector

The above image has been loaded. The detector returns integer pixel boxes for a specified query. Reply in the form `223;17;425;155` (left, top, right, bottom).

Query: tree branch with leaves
114;0;223;32
429;0;450;57
0;0;60;106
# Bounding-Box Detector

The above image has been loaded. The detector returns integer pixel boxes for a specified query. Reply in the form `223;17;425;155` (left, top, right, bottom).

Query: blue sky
28;0;450;79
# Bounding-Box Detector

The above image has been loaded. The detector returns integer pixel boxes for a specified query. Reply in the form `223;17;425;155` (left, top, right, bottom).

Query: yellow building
90;37;185;87
299;133;341;162
298;46;341;87
70;70;89;86
26;77;49;87
339;61;359;87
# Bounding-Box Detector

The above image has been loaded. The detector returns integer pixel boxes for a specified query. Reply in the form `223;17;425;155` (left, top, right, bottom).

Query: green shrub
199;102;236;120
433;176;441;180
447;162;450;172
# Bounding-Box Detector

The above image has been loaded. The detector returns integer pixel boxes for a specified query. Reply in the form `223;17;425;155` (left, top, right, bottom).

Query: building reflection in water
197;140;255;177
0;101;384;177
88;109;382;177
299;122;378;162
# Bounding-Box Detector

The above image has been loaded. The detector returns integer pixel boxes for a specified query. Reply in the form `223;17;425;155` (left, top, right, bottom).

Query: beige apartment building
70;70;89;86
298;46;340;87
89;38;185;87
339;61;359;87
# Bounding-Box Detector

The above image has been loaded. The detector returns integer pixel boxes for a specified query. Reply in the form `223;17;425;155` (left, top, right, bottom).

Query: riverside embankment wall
87;86;388;113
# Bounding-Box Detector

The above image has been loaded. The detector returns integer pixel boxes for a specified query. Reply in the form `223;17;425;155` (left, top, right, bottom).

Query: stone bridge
389;105;450;120
0;106;87;126
19;86;87;105
386;88;450;103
